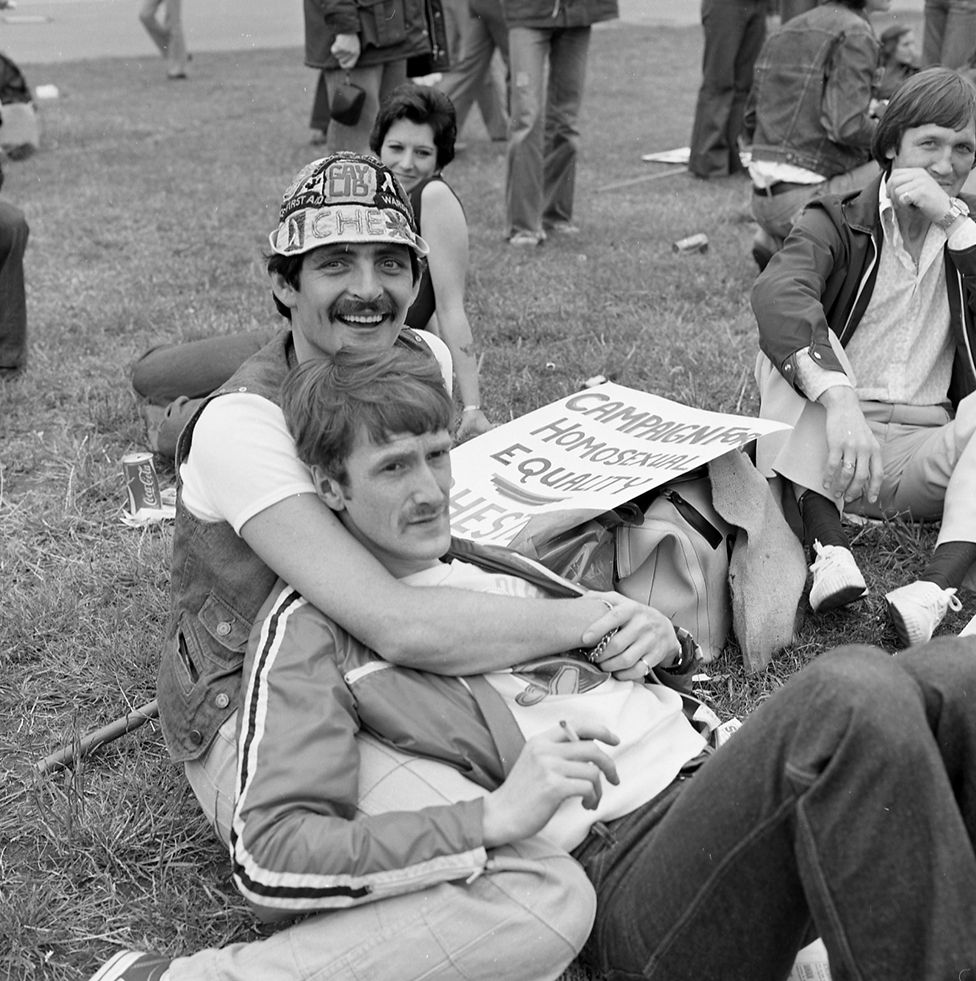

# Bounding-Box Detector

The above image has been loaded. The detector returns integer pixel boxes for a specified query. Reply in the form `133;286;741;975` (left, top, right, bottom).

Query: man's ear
310;463;347;512
270;270;299;311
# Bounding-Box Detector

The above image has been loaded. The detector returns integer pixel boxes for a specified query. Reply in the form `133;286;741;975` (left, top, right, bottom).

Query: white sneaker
808;541;867;612
886;581;962;648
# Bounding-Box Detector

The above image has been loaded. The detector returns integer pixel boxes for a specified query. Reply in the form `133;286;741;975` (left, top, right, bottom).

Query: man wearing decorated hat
98;151;671;981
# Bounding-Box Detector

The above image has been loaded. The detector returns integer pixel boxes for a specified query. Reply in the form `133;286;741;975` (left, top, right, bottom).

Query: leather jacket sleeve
752;205;851;391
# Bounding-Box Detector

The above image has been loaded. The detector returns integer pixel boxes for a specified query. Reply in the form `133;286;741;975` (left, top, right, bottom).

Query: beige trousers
755;341;976;547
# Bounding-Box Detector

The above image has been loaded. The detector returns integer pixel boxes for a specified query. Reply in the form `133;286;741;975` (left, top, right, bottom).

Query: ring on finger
639;657;651;676
842;461;855;470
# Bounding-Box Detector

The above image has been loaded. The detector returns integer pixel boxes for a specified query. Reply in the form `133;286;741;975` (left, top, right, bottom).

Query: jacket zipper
839;232;878;343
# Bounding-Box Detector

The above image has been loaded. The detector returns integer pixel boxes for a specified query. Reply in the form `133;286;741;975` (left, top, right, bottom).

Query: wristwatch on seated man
936;198;968;232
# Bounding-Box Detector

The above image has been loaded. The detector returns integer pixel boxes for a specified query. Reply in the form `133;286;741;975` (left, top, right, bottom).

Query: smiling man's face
888;120;976;197
273;241;419;362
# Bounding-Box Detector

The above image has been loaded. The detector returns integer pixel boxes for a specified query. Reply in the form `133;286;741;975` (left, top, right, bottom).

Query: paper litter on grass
640;146;752;166
120;486;176;527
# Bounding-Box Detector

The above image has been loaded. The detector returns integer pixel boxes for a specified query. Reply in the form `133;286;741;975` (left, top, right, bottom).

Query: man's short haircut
369;83;458;172
872;67;976;170
281;343;454;483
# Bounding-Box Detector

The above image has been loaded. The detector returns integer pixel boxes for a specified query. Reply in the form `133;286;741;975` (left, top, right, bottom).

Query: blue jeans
689;0;766;179
0;200;28;372
506;25;591;236
923;0;976;68
573;643;976;980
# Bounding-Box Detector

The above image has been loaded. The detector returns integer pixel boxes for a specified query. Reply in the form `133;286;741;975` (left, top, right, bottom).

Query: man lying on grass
94;343;976;981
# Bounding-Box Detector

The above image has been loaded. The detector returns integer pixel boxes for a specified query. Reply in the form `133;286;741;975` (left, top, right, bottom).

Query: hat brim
269;203;429;258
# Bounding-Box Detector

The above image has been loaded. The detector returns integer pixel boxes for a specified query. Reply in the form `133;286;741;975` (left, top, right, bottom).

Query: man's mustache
331;295;398;319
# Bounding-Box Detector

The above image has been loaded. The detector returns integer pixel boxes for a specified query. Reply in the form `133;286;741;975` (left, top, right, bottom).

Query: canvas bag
516;468;734;663
613;474;734;663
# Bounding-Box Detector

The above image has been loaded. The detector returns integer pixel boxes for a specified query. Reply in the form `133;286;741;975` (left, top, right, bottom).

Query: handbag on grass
613;473;734;663
516;468;734;663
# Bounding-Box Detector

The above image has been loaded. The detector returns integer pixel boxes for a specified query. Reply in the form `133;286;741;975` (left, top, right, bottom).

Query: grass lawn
1;9;962;980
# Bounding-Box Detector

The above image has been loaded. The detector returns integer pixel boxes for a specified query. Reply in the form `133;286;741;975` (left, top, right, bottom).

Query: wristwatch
936;198;968;231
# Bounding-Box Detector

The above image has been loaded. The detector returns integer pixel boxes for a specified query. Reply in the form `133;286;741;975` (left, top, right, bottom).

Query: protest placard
449;382;789;547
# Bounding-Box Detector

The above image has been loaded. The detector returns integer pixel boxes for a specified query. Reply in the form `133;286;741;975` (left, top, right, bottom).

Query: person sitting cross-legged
754;67;976;646
93;342;976;980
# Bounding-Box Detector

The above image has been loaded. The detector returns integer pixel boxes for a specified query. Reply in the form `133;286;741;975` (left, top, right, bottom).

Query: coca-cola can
672;233;709;255
122;451;162;515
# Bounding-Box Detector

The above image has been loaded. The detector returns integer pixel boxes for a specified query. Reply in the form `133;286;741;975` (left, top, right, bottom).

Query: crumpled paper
120;486;176;527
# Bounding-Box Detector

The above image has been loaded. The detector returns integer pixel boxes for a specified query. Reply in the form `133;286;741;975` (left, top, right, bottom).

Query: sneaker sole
886;601;915;648
811;584;867;613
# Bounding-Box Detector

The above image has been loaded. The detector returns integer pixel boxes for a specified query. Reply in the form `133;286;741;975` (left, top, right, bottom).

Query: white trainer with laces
885;580;963;648
808;541;867;612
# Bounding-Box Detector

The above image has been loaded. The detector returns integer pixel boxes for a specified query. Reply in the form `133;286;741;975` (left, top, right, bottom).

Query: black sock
799;490;849;557
921;541;976;590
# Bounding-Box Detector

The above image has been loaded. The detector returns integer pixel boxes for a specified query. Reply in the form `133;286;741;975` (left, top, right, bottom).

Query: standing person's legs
574;643;976;980
138;0;170;56
162;0;187;77
309;71;331;139
728;2;765;163
923;0;949;65
506;27;550;241
689;0;751;179
440;0;507;137
540;26;591;230
0;201;29;375
325;61;407;154
932;0;976;67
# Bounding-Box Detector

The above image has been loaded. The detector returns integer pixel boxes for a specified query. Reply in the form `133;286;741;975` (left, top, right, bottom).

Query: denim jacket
745;2;879;178
156;327;432;763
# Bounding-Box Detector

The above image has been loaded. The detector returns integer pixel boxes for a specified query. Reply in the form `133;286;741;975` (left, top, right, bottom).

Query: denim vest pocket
198;592;252;651
359;0;408;49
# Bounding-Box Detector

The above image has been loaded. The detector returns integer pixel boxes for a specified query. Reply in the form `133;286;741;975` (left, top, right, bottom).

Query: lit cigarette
560;719;580;742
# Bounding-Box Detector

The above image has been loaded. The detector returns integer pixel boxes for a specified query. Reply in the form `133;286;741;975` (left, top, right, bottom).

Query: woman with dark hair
369;83;491;441
877;24;920;101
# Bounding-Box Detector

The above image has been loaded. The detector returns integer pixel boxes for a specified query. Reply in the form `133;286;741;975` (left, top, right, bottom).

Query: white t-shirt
180;330;453;532
404;560;707;851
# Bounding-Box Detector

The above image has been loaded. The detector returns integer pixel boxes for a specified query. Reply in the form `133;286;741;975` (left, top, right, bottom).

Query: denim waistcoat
157;329;296;762
748;3;879;178
157;328;436;763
